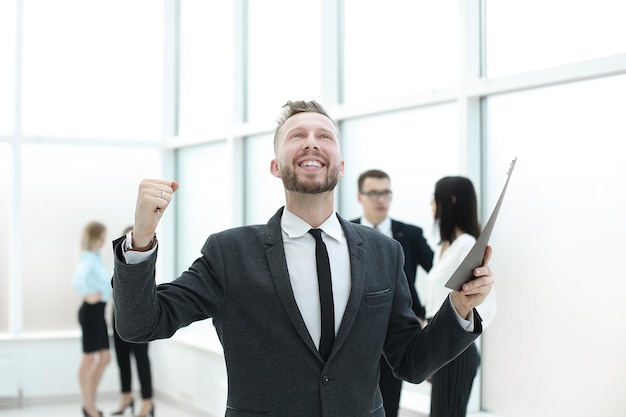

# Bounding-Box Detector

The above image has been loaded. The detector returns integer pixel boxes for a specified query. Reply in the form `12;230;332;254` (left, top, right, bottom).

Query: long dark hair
433;176;481;244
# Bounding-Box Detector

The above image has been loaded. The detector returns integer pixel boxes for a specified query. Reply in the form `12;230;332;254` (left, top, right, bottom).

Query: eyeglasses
360;190;392;200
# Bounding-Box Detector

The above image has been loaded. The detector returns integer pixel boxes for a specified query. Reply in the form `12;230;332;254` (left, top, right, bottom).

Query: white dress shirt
425;233;493;329
360;216;392;238
281;208;351;349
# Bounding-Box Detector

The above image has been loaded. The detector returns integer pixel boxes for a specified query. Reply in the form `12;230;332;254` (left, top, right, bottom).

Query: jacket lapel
391;219;404;240
264;209;369;363
265;208;320;357
328;216;366;361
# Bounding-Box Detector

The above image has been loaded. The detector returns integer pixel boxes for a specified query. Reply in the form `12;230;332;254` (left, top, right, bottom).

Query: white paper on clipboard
445;158;517;291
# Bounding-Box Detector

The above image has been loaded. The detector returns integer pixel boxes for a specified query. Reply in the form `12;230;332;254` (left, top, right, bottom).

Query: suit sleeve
383;241;481;384
407;225;434;318
413;226;434;272
111;234;225;343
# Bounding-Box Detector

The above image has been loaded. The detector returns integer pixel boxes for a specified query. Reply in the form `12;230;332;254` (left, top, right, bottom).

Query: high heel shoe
111;398;134;415
136;403;155;417
82;408;104;417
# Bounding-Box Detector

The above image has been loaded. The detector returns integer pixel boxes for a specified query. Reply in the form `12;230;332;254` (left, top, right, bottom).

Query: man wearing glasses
351;169;434;417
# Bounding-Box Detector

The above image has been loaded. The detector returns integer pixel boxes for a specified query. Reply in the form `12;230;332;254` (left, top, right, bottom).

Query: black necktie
308;228;335;361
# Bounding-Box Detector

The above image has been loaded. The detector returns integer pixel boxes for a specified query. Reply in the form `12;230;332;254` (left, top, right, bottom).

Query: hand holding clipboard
445;158;517;291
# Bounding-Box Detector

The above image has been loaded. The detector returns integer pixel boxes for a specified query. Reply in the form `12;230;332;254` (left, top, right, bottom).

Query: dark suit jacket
112;208;480;417
351;218;433;319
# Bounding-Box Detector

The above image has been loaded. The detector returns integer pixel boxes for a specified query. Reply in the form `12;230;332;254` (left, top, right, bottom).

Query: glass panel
483;75;626;414
0;0;16;135
20;144;161;331
339;104;460;243
244;133;285;225
343;0;459;104
178;0;234;137
246;0;322;123
486;0;626;77
176;142;232;272
20;0;163;139
0;143;11;332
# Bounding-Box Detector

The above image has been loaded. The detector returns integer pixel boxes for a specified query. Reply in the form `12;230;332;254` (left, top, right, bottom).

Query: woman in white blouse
425;176;496;417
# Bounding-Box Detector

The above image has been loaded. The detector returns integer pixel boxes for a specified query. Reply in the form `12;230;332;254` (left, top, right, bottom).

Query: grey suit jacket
351;217;434;318
112;207;481;417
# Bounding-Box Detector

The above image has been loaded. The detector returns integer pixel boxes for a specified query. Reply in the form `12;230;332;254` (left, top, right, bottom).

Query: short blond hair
273;100;339;155
81;221;106;251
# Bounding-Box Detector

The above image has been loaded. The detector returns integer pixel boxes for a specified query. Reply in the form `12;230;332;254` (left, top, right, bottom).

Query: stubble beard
280;163;341;194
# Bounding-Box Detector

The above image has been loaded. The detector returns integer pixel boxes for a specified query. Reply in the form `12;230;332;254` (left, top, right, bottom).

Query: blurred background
1;1;625;416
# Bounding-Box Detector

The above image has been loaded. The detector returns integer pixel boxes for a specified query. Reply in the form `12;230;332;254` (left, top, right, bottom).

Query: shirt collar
282;208;343;242
361;216;391;231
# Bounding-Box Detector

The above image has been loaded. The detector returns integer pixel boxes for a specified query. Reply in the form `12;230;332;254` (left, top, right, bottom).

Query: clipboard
445;158;517;291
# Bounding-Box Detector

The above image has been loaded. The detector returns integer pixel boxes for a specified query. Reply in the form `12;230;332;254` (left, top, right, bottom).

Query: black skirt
78;301;109;353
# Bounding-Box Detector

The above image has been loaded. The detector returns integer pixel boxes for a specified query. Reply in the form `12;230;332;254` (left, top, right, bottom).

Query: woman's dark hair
433;176;481;244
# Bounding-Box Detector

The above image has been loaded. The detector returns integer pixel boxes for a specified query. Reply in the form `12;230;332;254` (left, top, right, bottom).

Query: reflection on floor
0;394;204;417
0;394;499;417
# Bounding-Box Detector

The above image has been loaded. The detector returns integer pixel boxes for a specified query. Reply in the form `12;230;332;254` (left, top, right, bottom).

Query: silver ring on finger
160;190;165;199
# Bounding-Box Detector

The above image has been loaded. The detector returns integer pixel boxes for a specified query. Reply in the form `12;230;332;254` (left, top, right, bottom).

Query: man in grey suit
112;100;495;417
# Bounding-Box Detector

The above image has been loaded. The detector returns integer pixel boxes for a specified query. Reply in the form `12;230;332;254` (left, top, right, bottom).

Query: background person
425;176;497;417
72;221;112;417
112;100;495;416
351;168;434;417
111;226;155;417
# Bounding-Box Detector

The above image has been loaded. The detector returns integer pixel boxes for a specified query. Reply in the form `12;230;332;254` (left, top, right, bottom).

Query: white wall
479;75;626;417
0;334;118;401
0;329;225;416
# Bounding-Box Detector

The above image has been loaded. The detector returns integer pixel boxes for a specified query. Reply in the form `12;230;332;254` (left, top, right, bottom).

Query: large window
343;0;459;104
339;103;461;236
244;133;285;225
178;0;234;137
5;1;164;333
0;0;16;134
20;144;161;331
485;0;626;77
0;143;11;332
175;142;233;273
483;74;626;416
20;0;163;140
246;0;323;123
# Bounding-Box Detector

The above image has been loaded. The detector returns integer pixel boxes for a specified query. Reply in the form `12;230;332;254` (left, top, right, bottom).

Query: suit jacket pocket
365;288;392;306
226;406;270;416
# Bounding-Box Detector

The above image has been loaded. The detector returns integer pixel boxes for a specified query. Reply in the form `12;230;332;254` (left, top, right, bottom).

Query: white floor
0;399;418;417
0;395;500;417
0;395;201;417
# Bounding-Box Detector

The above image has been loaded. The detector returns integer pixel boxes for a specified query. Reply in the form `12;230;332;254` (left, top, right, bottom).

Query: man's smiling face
271;112;344;194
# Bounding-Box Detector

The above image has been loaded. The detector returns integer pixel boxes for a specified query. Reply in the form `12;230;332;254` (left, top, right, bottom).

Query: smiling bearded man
278;150;343;194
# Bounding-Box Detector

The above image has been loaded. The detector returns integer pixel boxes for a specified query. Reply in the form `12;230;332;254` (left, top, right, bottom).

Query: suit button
322;374;331;384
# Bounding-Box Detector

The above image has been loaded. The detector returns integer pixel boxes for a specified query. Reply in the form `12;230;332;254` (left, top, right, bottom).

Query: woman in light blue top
72;221;111;417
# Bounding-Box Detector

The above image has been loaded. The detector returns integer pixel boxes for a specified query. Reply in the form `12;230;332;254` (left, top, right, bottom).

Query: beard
280;162;341;194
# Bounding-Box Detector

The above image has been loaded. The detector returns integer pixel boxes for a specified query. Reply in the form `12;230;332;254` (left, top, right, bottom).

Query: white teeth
300;160;322;168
